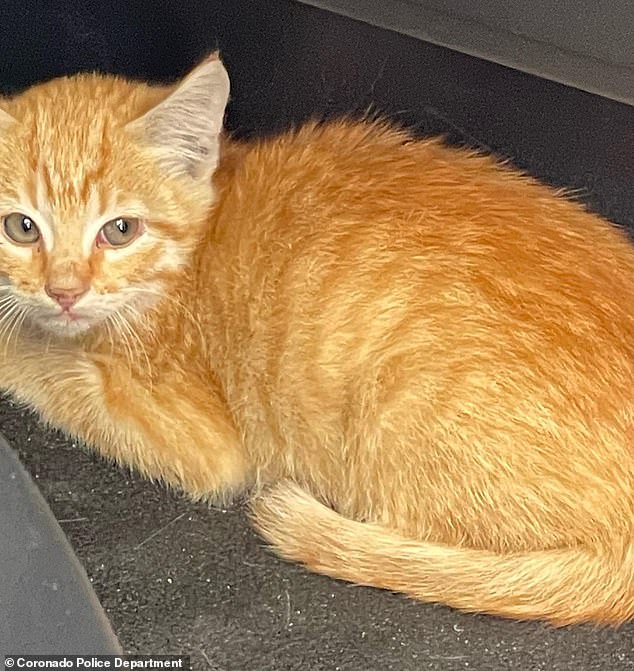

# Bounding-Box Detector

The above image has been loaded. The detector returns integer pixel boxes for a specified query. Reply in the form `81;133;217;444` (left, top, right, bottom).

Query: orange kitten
0;54;633;626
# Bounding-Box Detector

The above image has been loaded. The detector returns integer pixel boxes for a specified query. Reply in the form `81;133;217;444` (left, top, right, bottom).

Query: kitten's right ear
126;54;230;182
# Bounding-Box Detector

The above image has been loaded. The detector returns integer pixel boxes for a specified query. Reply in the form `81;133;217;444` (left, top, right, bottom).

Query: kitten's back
208;120;634;624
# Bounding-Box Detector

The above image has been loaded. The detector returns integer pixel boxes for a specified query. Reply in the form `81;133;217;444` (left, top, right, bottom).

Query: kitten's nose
45;284;89;310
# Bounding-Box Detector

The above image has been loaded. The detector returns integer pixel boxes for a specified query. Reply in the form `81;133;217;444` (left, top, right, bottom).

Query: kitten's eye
3;212;40;245
97;217;142;248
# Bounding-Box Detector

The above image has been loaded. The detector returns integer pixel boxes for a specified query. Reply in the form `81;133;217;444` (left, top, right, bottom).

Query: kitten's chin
35;313;101;338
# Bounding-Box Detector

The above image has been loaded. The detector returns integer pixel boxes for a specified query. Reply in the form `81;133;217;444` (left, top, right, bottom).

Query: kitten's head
0;54;229;338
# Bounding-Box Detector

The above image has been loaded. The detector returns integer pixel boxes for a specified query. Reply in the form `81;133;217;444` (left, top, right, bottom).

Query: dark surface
1;0;634;669
0;436;121;654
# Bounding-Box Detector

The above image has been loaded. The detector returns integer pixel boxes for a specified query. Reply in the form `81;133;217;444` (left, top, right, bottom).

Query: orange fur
0;56;633;625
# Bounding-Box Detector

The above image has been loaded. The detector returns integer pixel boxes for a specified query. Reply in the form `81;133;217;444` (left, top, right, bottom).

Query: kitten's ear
0;107;17;129
126;54;230;181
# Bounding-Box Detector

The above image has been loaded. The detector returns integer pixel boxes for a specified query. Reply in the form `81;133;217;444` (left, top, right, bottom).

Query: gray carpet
5;400;633;669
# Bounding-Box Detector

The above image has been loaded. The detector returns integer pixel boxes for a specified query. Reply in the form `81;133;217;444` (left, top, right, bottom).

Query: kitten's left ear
0;108;17;129
126;54;230;181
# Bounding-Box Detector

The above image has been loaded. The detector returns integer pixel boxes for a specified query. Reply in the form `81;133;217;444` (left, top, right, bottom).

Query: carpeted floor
1;1;633;669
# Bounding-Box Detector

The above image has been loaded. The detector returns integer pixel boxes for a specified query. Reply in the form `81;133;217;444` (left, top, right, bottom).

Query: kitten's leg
0;343;250;502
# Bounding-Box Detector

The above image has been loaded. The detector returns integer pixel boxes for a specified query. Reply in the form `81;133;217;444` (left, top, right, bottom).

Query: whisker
9;306;32;352
102;315;117;361
129;285;206;345
0;299;20;333
109;311;137;373
115;292;162;351
118;304;153;386
0;295;17;310
0;301;25;358
105;305;154;393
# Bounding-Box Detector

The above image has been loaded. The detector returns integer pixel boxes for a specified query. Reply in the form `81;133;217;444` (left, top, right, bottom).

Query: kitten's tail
250;482;634;626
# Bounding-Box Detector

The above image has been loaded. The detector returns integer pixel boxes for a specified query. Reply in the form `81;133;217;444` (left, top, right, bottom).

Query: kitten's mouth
38;306;96;336
50;304;85;320
59;309;80;321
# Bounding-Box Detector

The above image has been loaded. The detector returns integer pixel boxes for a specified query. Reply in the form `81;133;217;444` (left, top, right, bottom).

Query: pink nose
45;285;88;310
